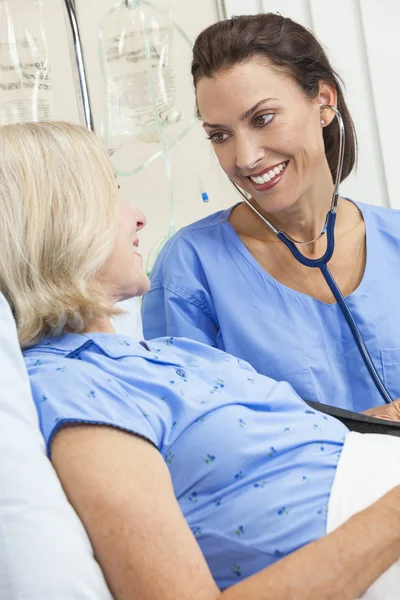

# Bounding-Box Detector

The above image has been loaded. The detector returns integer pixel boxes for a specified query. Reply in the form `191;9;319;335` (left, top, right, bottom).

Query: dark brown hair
192;13;357;182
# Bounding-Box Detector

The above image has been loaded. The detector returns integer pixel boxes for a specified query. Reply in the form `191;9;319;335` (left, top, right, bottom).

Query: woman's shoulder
163;207;235;254
23;332;160;403
181;206;234;233
23;335;124;412
23;333;170;453
149;206;236;287
23;332;155;373
353;198;400;239
24;333;109;368
353;198;400;220
24;334;88;373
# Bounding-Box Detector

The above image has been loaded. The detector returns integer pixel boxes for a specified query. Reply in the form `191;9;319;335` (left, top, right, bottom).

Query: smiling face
196;57;336;215
99;197;150;303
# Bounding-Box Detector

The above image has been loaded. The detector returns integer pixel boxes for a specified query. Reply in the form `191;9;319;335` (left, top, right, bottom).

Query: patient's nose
135;208;147;232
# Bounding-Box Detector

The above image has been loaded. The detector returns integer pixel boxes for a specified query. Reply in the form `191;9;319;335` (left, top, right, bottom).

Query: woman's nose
135;208;147;232
235;133;265;172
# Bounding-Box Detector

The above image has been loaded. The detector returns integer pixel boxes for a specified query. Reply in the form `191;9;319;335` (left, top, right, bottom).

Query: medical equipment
0;0;93;130
99;0;182;155
233;105;393;405
99;0;196;176
99;0;209;274
63;0;94;131
0;0;54;125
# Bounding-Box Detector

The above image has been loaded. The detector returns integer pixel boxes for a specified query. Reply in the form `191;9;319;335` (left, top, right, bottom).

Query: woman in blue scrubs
142;13;400;415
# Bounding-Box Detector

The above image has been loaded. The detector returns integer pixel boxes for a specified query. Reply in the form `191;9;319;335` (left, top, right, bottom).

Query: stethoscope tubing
232;105;393;405
320;264;393;404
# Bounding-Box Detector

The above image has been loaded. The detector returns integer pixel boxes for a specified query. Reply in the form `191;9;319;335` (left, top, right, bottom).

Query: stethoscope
232;104;393;405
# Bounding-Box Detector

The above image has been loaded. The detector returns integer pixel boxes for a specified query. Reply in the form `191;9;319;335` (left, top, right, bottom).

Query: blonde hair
0;121;119;348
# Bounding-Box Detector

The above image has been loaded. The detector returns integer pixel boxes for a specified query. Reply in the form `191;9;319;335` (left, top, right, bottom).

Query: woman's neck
256;175;335;240
231;176;360;258
83;316;115;334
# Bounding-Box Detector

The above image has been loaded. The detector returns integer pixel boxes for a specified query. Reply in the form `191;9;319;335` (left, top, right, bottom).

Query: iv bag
99;0;194;175
0;0;54;125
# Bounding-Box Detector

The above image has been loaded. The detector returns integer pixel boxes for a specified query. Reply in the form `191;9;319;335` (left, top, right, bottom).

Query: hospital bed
1;293;399;599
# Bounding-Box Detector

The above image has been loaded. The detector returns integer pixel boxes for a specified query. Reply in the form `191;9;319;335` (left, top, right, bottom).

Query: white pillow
113;296;144;340
0;294;113;599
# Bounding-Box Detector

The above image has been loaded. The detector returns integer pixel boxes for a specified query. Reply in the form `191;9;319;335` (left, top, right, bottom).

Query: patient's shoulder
24;334;107;382
23;333;164;454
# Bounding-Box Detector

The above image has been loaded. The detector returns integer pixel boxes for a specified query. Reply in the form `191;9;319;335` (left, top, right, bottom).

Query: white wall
42;0;237;265
13;0;398;264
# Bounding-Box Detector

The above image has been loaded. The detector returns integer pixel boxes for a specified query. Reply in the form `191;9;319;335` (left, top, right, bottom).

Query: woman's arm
52;425;400;600
142;285;219;345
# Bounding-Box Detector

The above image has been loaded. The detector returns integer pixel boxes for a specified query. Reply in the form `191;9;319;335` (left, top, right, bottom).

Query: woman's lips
247;161;289;192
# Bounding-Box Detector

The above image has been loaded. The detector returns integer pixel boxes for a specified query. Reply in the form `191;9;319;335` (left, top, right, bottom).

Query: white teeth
250;162;287;185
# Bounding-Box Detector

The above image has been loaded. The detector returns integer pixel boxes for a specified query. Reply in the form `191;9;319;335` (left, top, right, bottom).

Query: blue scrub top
24;333;347;589
142;200;400;412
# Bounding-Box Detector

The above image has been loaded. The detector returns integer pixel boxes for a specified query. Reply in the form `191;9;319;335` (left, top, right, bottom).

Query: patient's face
100;198;150;302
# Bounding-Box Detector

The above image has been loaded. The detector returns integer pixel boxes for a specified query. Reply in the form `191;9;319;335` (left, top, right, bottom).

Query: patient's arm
52;425;400;600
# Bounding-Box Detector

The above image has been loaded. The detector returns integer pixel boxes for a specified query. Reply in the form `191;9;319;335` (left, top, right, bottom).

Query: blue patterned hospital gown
24;333;348;589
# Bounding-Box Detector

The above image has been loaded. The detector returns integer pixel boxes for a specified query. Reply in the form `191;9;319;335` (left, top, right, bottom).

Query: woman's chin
131;274;151;299
252;190;298;216
113;279;149;304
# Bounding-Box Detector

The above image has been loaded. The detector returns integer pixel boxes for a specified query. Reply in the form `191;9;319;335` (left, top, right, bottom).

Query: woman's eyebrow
202;97;278;128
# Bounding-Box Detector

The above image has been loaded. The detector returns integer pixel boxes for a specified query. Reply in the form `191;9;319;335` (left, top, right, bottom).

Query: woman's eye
254;113;274;127
208;131;229;144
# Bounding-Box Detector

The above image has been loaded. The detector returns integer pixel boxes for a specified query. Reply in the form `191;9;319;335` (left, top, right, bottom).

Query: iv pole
63;0;94;131
216;0;227;20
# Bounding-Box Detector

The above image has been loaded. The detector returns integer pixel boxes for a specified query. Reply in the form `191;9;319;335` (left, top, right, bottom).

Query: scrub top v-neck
142;200;400;411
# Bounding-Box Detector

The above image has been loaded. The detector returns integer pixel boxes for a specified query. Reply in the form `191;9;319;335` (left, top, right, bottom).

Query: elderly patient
2;122;400;600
